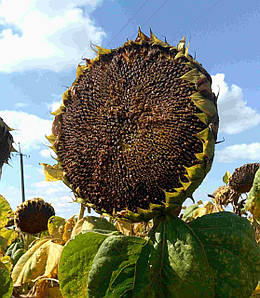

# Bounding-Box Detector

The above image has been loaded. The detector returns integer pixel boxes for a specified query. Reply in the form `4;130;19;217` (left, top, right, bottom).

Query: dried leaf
12;239;63;286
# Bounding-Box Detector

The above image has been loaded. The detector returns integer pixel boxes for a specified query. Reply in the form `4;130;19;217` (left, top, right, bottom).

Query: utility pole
13;143;30;203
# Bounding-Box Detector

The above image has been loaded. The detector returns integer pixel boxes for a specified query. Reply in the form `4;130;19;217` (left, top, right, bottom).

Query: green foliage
6;241;23;257
11;248;26;265
87;236;154;298
88;216;214;297
59;231;117;298
189;212;260;297
59;212;260;297
0;262;13;298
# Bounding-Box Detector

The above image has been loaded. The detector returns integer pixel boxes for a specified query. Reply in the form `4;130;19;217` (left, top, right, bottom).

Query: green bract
43;28;218;221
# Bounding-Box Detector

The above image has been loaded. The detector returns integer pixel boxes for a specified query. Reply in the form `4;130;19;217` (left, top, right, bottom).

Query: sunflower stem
78;203;85;220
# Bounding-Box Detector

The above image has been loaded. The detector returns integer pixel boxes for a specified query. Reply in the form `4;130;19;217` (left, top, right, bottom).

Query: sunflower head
0;117;15;178
47;29;218;222
14;198;55;234
229;163;260;194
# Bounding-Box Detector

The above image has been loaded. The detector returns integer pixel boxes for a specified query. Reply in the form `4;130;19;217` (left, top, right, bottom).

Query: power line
105;0;150;47
139;0;170;29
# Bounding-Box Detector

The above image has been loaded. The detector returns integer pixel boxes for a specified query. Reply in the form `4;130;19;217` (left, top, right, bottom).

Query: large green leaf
149;216;214;297
87;216;214;298
189;211;260;297
87;236;153;298
59;231;112;298
0;195;12;228
0;262;13;298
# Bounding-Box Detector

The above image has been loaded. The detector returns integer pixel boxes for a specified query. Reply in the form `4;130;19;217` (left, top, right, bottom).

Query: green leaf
222;171;231;185
88;216;214;298
149;216;214;297
0;262;13;298
189;211;260;298
59;231;110;298
0;195;12;228
245;168;260;220
87;236;153;298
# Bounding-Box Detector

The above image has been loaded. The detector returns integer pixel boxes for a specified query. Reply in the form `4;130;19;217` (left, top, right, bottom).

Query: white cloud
47;100;62;113
211;73;260;134
0;110;52;151
27;180;84;218
0;0;105;72
40;148;56;158
215;142;260;163
14;102;28;108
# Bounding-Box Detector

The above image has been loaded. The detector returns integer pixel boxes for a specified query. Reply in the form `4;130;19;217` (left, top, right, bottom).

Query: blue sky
0;0;259;218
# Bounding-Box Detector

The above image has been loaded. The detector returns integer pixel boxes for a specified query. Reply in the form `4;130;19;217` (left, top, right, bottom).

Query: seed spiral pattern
52;32;217;215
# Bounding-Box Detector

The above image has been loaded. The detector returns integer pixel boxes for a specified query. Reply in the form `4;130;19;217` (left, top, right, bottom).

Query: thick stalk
78;203;85;220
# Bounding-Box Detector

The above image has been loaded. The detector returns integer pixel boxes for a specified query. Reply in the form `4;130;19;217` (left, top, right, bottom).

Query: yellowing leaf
0;228;18;246
11;239;63;286
0;195;12;228
62;216;77;242
48;216;66;239
193;202;214;219
71;216;117;238
26;277;62;298
40;163;63;182
0;255;12;272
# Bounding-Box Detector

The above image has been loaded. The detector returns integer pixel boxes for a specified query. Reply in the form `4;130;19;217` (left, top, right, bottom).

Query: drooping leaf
189;211;260;297
0;261;13;298
88;216;214;298
59;231;111;298
12;239;63;286
0;195;12;228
